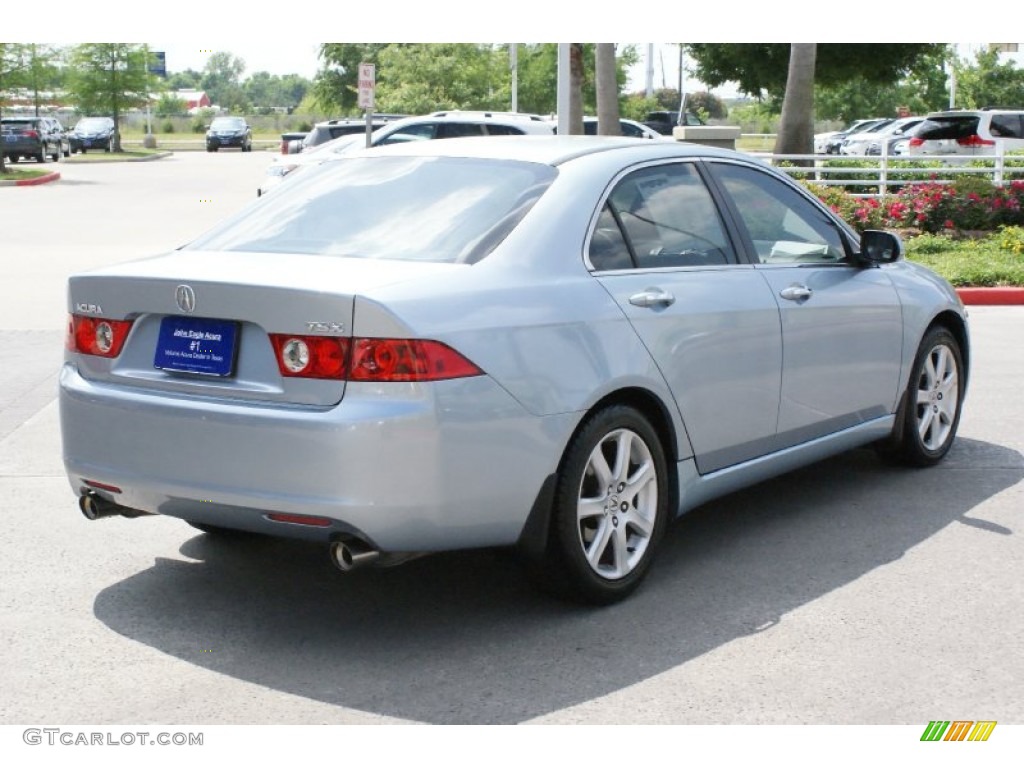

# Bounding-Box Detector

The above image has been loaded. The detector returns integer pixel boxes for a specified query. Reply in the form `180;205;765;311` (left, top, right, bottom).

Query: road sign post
358;63;376;148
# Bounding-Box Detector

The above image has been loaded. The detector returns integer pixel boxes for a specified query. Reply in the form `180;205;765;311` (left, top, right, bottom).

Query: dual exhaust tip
80;493;389;574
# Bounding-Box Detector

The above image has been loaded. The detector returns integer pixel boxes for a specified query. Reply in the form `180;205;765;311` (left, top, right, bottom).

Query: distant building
175;89;211;110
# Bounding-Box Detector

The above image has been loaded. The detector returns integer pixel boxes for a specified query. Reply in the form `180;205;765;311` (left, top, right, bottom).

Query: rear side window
188;155;557;264
589;162;735;270
989;114;1024;139
438;123;486;138
484;124;527;136
915;116;980;141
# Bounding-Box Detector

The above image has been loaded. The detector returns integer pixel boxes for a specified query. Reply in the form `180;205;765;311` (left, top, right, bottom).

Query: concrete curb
956;287;1024;306
65;151;174;164
0;171;61;187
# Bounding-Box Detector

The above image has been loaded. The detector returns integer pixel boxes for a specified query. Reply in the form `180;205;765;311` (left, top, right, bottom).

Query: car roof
339;134;749;166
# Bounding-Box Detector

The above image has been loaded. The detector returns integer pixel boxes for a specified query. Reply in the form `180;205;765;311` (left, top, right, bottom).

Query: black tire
541;405;669;605
80;147;87;154
878;326;964;467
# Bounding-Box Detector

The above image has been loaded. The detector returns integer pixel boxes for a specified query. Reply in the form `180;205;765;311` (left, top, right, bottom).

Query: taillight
909;137;924;147
350;338;482;382
269;335;348;379
268;335;483;381
25;130;39;139
280;139;288;154
956;134;994;147
66;315;133;358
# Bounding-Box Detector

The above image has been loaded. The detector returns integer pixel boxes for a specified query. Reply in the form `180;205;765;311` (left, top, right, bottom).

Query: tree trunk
595;43;620;136
568;43;584;135
774;43;817;165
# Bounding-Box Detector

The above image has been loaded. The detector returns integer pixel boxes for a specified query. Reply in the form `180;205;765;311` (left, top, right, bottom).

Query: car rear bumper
59;363;570;552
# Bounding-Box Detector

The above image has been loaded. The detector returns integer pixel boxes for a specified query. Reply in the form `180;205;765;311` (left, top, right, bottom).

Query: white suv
259;111;556;196
908;109;1024;157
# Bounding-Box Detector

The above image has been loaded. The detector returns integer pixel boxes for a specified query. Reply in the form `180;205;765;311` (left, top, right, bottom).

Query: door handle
629;289;676;308
779;284;813;302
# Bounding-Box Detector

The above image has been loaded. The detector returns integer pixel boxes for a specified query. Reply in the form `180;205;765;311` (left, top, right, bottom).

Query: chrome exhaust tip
329;539;380;572
79;493;150;520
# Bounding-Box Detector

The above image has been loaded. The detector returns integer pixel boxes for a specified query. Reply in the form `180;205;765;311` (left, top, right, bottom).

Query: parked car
815;118;890;155
205;116;252;152
1;116;67;163
69;117;118;154
908;109;1024;158
581;117;663;139
841;117;923;156
63;137;969;604
642;110;705;135
291;115;408;154
258;110;557;196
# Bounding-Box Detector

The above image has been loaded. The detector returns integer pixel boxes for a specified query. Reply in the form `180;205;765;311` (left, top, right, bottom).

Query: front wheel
880;327;964;467
544;405;669;604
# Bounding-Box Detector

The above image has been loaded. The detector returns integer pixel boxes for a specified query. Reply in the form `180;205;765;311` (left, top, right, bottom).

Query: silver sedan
60;137;969;604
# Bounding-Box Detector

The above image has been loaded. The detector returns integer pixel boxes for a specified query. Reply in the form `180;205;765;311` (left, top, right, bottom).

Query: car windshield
211;118;245;130
189;155;557;263
76;118;111;131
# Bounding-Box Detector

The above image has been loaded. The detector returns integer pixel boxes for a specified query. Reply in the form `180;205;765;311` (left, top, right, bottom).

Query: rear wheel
541;405;669;604
879;327;964;466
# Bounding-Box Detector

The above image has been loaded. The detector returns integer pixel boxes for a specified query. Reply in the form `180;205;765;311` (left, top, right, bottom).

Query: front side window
710;163;848;264
589;162;735;270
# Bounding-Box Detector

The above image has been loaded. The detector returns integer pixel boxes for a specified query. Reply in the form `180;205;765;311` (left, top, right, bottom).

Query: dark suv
1;116;68;163
69;117;118;153
206;116;253;152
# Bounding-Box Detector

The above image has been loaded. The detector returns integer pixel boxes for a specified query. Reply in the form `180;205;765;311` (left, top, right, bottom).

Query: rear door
588;160;784;474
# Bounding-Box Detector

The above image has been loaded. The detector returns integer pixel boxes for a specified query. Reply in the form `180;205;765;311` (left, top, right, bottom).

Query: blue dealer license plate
154;316;238;377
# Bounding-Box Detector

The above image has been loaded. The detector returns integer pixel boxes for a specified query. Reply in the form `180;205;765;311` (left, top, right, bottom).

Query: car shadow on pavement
92;438;1023;724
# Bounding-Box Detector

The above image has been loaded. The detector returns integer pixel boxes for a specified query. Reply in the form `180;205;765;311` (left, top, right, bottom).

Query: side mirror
856;230;904;267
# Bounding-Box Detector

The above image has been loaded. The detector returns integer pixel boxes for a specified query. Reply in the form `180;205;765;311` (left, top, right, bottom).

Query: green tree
155;93;187;117
313;44;390;113
0;43;29;173
22;44;65;117
954;48;1024;109
686;91;727;120
516;43;637;116
67;44;154;152
373;44;507;114
815;46;951;121
201;51;249;111
686;44;946;100
166;69;202;91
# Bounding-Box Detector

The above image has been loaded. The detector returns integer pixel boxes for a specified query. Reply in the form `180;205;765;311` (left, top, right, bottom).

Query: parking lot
1;152;1023;728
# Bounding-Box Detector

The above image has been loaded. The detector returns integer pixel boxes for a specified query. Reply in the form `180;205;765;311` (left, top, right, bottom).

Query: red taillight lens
268;335;483;382
269;334;350;379
350;339;482;382
25;130;39;139
957;134;994;147
67;315;133;358
909;137;924;147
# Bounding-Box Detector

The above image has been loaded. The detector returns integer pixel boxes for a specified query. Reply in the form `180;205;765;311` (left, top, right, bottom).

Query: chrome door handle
779;284;813;302
629;289;676;308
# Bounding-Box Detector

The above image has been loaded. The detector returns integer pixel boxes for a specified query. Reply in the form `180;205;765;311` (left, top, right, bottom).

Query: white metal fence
745;139;1023;198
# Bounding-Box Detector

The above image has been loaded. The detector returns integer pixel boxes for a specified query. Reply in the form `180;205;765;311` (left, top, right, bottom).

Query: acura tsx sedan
60;137;969;604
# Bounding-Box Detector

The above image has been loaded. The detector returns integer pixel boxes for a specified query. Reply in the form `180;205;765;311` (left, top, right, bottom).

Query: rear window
188;155;557;264
915;115;980;141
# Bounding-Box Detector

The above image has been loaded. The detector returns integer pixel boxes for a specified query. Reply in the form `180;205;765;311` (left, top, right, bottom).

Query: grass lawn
63;148;168;162
904;231;1024;287
0;165;52;180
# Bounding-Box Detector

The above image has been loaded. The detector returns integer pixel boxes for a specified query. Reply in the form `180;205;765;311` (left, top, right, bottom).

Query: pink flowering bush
804;179;1024;234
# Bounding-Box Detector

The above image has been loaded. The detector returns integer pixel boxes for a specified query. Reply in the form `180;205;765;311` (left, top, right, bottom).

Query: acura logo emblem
175;285;196;314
